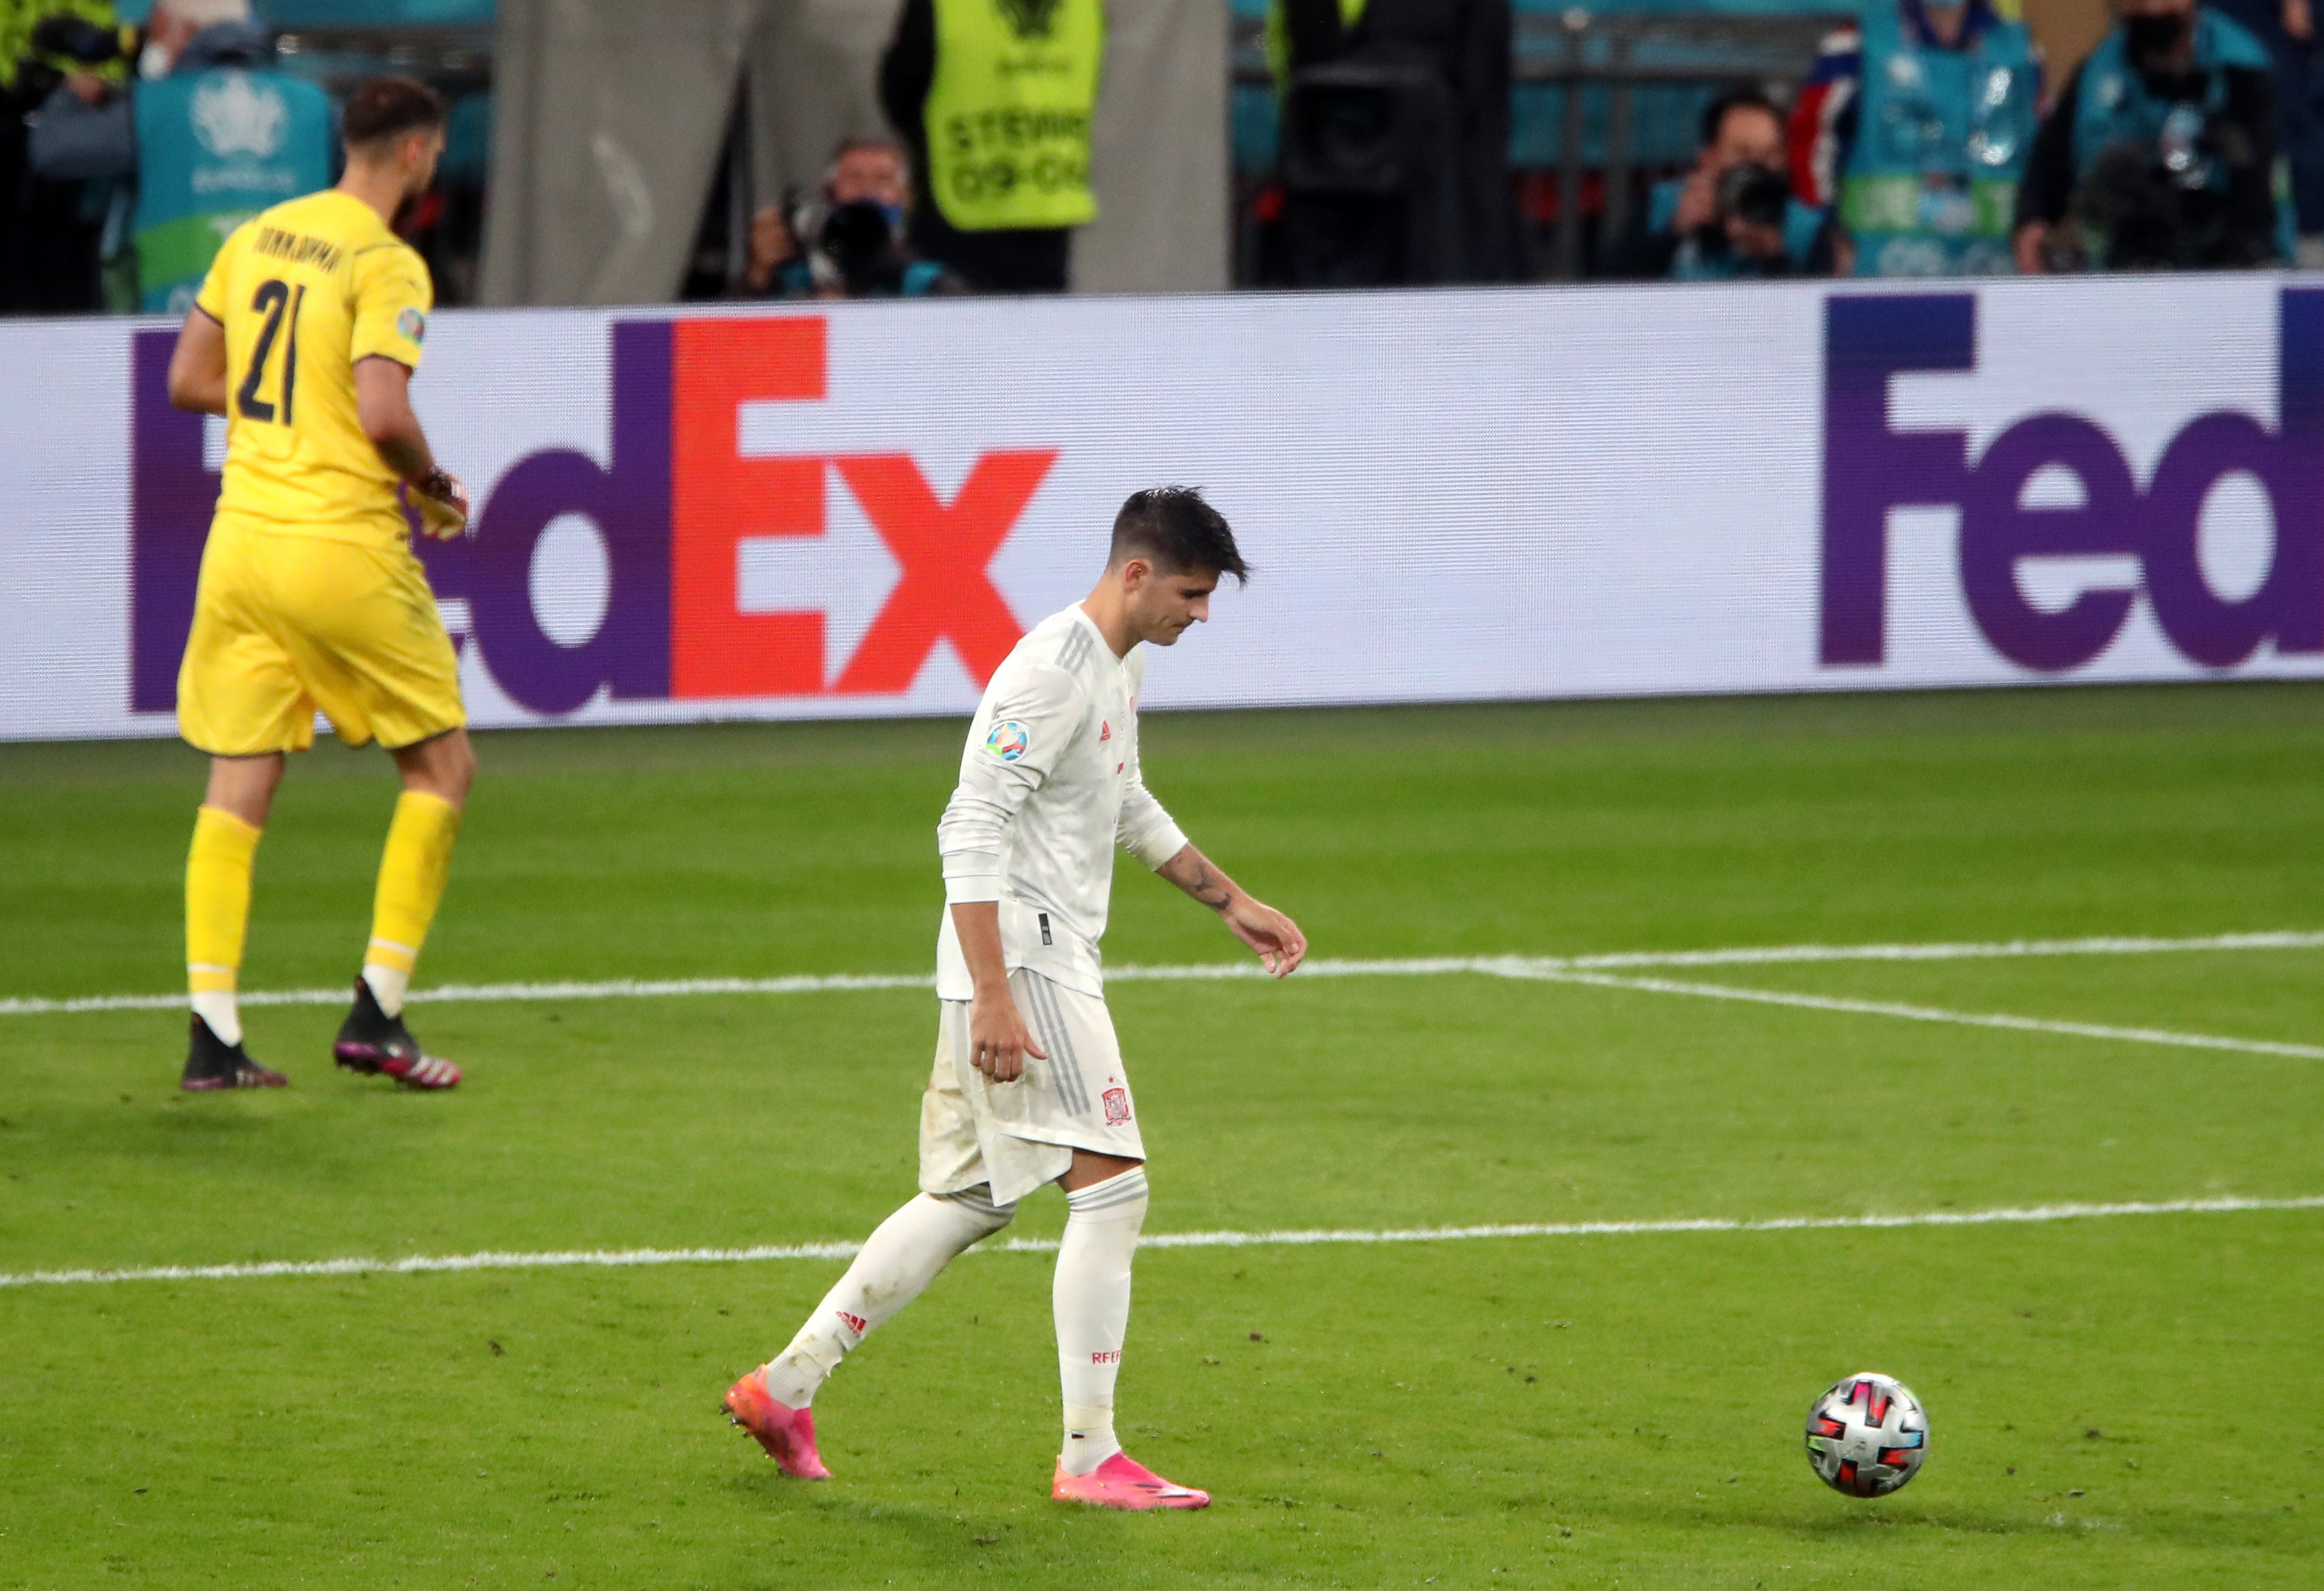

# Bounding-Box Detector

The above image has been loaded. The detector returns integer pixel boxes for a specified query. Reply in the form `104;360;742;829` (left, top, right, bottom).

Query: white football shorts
919;968;1146;1206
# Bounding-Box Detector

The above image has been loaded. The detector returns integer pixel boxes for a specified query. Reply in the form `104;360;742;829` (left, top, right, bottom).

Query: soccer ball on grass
1803;1371;1928;1497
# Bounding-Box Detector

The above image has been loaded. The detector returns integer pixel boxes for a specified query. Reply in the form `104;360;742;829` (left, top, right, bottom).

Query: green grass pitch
1;685;2320;1588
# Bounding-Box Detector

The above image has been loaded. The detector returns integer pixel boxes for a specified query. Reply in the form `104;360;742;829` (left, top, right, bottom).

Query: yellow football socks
362;790;463;1017
186;806;262;1045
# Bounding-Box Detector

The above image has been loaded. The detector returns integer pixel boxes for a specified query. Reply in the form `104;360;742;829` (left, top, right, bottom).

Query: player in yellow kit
166;78;472;1092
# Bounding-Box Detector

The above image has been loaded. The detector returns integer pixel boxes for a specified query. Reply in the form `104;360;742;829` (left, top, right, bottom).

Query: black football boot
333;977;462;1089
180;1013;289;1091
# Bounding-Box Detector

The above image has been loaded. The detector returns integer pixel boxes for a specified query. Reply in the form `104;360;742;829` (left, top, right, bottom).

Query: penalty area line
4;927;2323;1018
1504;968;2324;1062
3;1194;2317;1290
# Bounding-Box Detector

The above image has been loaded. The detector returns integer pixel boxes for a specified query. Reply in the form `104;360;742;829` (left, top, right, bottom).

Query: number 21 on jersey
236;277;304;426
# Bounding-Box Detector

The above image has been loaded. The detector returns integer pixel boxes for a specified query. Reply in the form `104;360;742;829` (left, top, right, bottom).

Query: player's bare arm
165;309;229;416
356;356;468;539
354;356;435;478
950;899;1047;1082
1154;842;1307;976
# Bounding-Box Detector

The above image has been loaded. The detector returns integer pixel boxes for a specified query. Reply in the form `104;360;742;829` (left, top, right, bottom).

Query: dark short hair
1110;486;1248;584
1700;86;1780;149
343;76;448;151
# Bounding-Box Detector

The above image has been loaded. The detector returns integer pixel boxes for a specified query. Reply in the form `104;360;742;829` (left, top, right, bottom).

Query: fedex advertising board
3;277;2321;743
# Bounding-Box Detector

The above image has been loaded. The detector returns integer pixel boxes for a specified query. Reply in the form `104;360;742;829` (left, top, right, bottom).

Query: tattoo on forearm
1166;849;1237;910
1188;864;1233;908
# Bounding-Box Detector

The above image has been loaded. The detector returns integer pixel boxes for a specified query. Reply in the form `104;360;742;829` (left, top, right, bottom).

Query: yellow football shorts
176;515;465;757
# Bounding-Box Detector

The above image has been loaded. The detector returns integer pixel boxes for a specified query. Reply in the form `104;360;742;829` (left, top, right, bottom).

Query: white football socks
361;963;410;1020
1055;1165;1148;1476
759;1187;1013;1408
190;990;242;1048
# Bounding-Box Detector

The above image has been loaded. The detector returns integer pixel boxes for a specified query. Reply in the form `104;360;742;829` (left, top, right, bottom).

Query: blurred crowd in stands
0;0;484;315
2;0;2321;315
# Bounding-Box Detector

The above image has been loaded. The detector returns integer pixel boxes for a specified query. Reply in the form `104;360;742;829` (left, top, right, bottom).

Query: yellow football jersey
194;189;433;548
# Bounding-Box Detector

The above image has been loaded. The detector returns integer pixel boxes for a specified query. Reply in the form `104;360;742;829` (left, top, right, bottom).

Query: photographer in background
738;137;963;300
25;0;331;311
1;0;124;311
2014;0;2292;270
1613;88;1828;279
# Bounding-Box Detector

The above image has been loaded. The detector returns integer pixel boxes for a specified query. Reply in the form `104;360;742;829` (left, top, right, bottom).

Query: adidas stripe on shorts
919;968;1145;1207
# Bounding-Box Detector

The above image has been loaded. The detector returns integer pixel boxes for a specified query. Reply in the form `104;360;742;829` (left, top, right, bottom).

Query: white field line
0;971;936;1016
1508;968;2324;1062
5;928;2322;1019
4;1194;2317;1291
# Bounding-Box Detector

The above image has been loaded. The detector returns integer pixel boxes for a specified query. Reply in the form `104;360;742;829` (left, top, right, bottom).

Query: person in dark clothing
2205;0;2323;242
0;0;123;312
874;0;1092;295
2015;0;2289;271
1269;0;1517;286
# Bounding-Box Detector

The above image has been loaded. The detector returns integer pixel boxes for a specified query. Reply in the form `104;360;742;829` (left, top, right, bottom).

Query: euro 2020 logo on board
128;315;1059;719
191;74;287;159
1821;289;2324;674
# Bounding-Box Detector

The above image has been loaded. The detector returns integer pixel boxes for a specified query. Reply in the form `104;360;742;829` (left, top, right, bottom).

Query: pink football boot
722;1371;830;1479
1051;1451;1210;1510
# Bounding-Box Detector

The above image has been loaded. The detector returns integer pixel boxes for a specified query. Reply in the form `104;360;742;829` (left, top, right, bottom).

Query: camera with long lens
2068;100;2272;271
785;191;910;297
1713;161;1791;230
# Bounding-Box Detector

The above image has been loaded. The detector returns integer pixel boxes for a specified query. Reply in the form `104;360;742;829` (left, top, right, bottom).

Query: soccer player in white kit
723;487;1306;1509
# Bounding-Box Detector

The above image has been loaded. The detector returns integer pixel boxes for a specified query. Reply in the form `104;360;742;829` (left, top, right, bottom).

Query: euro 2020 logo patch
398;308;427;344
986;720;1030;761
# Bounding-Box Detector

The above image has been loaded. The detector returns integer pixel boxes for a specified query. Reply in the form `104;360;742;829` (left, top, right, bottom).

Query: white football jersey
935;605;1188;999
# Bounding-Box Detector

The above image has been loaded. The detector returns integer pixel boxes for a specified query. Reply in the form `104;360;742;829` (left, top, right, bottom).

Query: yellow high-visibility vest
924;0;1104;230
